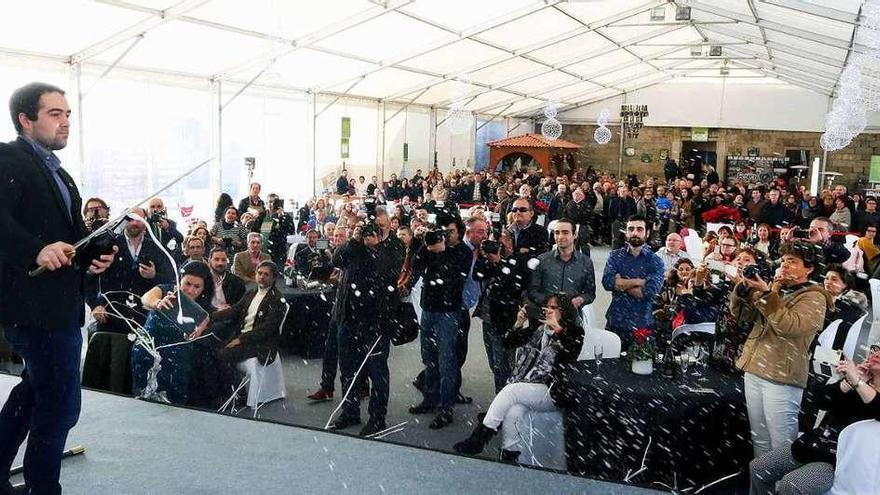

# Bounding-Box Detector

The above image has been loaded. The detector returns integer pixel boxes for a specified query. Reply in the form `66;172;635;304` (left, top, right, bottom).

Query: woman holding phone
453;294;583;463
750;345;880;494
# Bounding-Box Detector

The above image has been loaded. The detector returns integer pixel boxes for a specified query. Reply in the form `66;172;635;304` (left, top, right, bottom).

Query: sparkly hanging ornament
594;108;612;144
444;104;473;135
541;118;562;140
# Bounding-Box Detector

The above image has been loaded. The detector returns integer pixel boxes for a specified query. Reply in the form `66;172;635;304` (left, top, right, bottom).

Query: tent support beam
73;0;210;63
384;87;429;124
476;104;514;131
82;34;144;98
220;58;279;111
315;77;366;118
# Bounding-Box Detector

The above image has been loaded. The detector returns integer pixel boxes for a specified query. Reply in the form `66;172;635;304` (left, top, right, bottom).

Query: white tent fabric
0;0;862;116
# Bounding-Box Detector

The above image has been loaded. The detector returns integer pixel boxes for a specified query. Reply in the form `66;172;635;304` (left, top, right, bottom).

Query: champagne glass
594;344;604;367
678;353;690;376
689;345;703;377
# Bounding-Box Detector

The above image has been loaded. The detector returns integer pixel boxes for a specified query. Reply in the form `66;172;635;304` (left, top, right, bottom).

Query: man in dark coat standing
0;82;115;494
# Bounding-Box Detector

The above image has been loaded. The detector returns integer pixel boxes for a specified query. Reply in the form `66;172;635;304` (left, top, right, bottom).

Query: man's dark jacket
0;138;90;329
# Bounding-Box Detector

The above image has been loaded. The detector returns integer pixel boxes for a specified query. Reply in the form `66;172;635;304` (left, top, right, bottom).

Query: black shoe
327;416;361;431
455;393;473;405
408;402;436;415
412;378;425;394
453;421;497;455
429;410;454;430
359;418;387;437
500;449;521;464
1;482;26;495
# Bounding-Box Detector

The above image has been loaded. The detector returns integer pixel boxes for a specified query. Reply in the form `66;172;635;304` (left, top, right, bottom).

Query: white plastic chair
825;420;880;495
683;228;704;263
519;411;567;471
237;353;286;409
577;329;622;361
817;319;844;349
868;279;880;350
410;278;423;324
842;313;867;360
580;303;596;330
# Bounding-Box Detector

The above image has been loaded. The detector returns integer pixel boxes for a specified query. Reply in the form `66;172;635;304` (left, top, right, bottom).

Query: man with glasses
601;215;665;349
707;238;740;263
82;197;110;233
506;198;550;259
657;233;689;271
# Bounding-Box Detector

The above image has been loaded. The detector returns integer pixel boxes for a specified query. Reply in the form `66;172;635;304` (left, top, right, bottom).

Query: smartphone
316;239;330;250
427;213;437;224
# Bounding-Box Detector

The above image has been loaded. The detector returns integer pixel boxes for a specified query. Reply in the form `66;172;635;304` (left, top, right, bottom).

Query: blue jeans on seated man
0;324;82;495
337;320;390;422
420;310;459;413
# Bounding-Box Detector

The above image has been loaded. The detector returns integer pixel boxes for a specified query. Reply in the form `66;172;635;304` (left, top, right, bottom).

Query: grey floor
1;375;660;495
233;247;613;461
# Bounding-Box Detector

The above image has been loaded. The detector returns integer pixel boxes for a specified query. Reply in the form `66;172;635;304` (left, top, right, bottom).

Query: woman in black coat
453;293;584;463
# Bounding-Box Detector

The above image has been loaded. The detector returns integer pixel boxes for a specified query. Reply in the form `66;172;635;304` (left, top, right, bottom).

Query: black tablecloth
277;284;335;358
554;358;751;492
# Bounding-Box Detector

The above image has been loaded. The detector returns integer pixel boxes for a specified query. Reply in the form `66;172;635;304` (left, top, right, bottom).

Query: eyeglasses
871;344;880;353
511;207;531;213
721;243;737;248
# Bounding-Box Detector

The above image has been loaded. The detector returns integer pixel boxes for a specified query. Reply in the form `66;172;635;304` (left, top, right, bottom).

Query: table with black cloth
276;283;335;358
553;358;751;493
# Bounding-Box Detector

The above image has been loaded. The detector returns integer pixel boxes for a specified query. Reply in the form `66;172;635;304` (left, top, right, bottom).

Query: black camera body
791;228;810;240
424;229;447;246
149;210;167;223
481;239;501;255
742;263;771;282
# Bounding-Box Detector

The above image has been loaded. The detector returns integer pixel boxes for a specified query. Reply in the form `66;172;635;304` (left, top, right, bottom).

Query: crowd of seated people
58;162;880;492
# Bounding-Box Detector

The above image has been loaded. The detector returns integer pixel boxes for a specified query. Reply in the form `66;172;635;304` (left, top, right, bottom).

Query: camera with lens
85;216;109;233
481;239;501;255
424;229;447;246
742;263;770;281
359;222;379;239
149;209;167;223
791;228;810;240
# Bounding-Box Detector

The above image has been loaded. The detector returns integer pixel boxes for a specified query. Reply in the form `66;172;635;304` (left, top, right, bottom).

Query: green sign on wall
870;155;880;183
341;117;351;159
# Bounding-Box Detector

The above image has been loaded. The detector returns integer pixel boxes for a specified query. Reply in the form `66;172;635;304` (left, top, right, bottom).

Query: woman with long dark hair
214;193;234;223
453;293;584;462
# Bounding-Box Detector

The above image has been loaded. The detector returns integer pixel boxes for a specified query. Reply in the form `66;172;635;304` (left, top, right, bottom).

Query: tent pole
618;92;627;178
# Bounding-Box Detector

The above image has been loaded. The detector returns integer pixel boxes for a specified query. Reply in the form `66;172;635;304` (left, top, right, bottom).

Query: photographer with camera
210;206;248;258
730;240;833;458
82;197;110;234
793;217;849;265
147;197;184;256
408;223;472;430
472;230;528;392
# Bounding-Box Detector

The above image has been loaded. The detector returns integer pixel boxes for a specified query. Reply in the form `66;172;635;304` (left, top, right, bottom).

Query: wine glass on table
689;344;704;378
678;353;690;377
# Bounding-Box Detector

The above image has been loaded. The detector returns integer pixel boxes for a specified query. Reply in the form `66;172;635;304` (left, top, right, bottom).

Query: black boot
500;449;521;464
453;421;497;455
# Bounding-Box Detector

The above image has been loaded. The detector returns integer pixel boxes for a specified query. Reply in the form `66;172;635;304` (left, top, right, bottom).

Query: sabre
29;157;213;277
11;445;85;475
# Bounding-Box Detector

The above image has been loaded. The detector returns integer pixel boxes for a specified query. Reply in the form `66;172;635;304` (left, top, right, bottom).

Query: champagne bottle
662;341;677;379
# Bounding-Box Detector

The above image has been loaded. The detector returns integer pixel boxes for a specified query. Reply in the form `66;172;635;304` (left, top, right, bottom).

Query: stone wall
560;124;877;190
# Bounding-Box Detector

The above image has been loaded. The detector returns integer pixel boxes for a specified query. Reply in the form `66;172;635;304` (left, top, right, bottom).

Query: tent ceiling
2;0;865;117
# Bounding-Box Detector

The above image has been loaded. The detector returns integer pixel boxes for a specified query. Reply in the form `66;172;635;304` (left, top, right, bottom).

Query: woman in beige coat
730;241;833;458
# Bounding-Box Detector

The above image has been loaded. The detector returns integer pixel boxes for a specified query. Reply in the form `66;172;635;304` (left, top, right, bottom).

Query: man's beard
628;236;645;247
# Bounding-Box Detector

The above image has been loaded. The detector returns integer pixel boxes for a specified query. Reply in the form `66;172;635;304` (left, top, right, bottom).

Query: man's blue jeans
0;324;82;494
420;311;459;411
